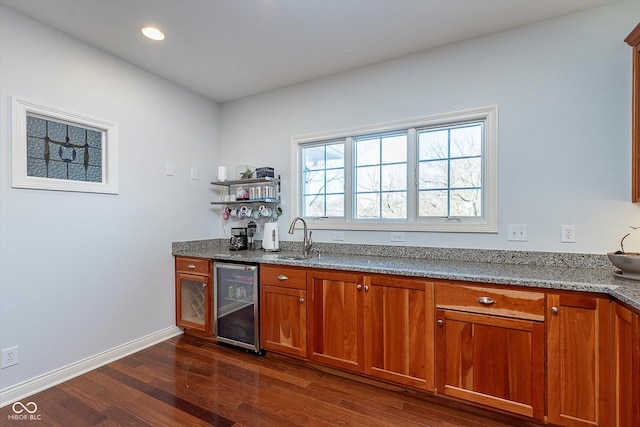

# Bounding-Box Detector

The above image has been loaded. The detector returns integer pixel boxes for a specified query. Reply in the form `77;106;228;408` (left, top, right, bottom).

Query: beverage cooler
213;262;260;353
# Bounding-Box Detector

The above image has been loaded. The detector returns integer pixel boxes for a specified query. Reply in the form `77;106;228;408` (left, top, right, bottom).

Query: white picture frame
11;96;119;194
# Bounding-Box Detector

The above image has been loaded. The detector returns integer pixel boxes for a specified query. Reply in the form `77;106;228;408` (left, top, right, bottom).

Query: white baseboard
0;326;183;408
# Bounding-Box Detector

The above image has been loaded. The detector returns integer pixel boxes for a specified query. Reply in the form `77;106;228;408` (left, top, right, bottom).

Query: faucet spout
288;217;313;256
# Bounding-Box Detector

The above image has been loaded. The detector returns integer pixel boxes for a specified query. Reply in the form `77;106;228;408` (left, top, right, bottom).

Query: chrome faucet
288;217;313;256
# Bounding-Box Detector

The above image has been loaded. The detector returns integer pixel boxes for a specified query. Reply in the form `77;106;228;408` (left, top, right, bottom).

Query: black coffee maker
229;227;248;251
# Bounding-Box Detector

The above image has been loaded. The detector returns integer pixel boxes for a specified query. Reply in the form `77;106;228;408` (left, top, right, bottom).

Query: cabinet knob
202;283;207;288
357;284;363;290
476;296;496;305
188;264;196;269
437;319;444;326
277;275;288;281
364;285;369;291
299;298;304;304
551;306;559;314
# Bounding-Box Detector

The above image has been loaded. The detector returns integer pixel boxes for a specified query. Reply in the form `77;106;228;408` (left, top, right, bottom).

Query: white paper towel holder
262;222;280;252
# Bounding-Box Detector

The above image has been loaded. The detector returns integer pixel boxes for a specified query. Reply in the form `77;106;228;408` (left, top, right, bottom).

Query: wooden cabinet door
435;308;544;420
308;270;364;372
363;275;434;391
547;294;611;427
260;285;307;358
176;271;212;334
612;302;640;427
625;23;640;201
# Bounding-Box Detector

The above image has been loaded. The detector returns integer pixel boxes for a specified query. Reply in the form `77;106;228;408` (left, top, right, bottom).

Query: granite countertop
172;240;640;311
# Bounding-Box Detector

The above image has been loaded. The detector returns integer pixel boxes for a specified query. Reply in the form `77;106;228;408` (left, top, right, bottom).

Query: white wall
0;6;219;393
218;1;640;254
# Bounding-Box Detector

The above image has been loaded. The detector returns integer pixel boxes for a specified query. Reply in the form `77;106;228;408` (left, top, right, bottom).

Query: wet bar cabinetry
363;274;434;391
308;270;365;372
611;302;640;427
257;265;640;425
435;283;545;420
547;293;611;426
175;257;212;334
306;270;435;389
626;23;640;201
259;265;307;358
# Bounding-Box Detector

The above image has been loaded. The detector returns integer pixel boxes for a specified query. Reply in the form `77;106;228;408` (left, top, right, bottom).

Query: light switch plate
508;225;528;241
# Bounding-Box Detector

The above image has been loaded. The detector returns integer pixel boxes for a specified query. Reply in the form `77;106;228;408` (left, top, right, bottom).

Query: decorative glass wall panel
26;115;102;182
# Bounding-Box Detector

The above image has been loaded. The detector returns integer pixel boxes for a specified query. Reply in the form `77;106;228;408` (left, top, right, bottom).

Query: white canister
262;222;279;251
217;166;227;181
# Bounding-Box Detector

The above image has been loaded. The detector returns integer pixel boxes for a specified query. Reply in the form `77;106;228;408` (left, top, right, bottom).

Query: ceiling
0;0;616;103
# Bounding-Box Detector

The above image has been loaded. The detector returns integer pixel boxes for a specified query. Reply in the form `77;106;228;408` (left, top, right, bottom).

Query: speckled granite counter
172;239;640;311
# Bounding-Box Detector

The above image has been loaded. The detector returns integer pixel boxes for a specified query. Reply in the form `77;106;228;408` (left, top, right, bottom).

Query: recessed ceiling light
141;26;165;41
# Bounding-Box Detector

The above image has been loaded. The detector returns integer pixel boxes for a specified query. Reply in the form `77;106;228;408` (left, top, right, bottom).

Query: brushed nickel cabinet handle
299;298;304;304
202;283;207;288
437;319;444;326
356;284;363;290
277;275;288;281
188;264;196;269
364;285;369;291
551;306;559;314
476;296;496;305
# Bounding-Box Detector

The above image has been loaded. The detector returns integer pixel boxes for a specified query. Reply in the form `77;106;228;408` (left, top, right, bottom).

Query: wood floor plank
0;334;543;426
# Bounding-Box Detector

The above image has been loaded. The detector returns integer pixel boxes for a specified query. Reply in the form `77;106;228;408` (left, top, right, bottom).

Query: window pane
325;143;344;169
381;164;406;191
301;142;345;217
304;170;325;194
450;189;482;216
450;157;481;189
382;192;407;218
356;138;379;166
303;194;325;217
356;166;380;192
326;194;344;216
419;129;448;160
382;134;407;163
419;160;447;189
356;193;380;218
417;121;484;219
326;168;344;193
419;190;448;216
450;124;482;158
354;133;408;220
304;145;325;171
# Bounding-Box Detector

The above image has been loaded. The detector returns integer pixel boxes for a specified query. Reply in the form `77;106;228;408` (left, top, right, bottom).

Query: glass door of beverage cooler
213;262;260;353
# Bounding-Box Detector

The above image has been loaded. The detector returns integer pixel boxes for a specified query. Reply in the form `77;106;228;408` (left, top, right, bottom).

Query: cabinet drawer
436;283;545;321
175;257;210;275
260;265;306;289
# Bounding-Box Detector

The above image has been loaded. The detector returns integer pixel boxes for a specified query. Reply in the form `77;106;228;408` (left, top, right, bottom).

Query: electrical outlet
165;163;174;176
332;231;345;241
391;232;405;242
561;224;576;243
2;346;18;368
508;225;528;242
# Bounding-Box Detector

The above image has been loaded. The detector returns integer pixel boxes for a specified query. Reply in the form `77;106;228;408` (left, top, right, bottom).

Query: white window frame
290;105;498;233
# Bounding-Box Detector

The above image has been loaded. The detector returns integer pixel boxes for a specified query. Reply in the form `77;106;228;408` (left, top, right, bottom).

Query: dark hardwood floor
0;334;542;426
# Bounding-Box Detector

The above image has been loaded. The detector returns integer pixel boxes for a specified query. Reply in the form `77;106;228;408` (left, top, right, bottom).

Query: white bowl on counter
608;251;640;281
